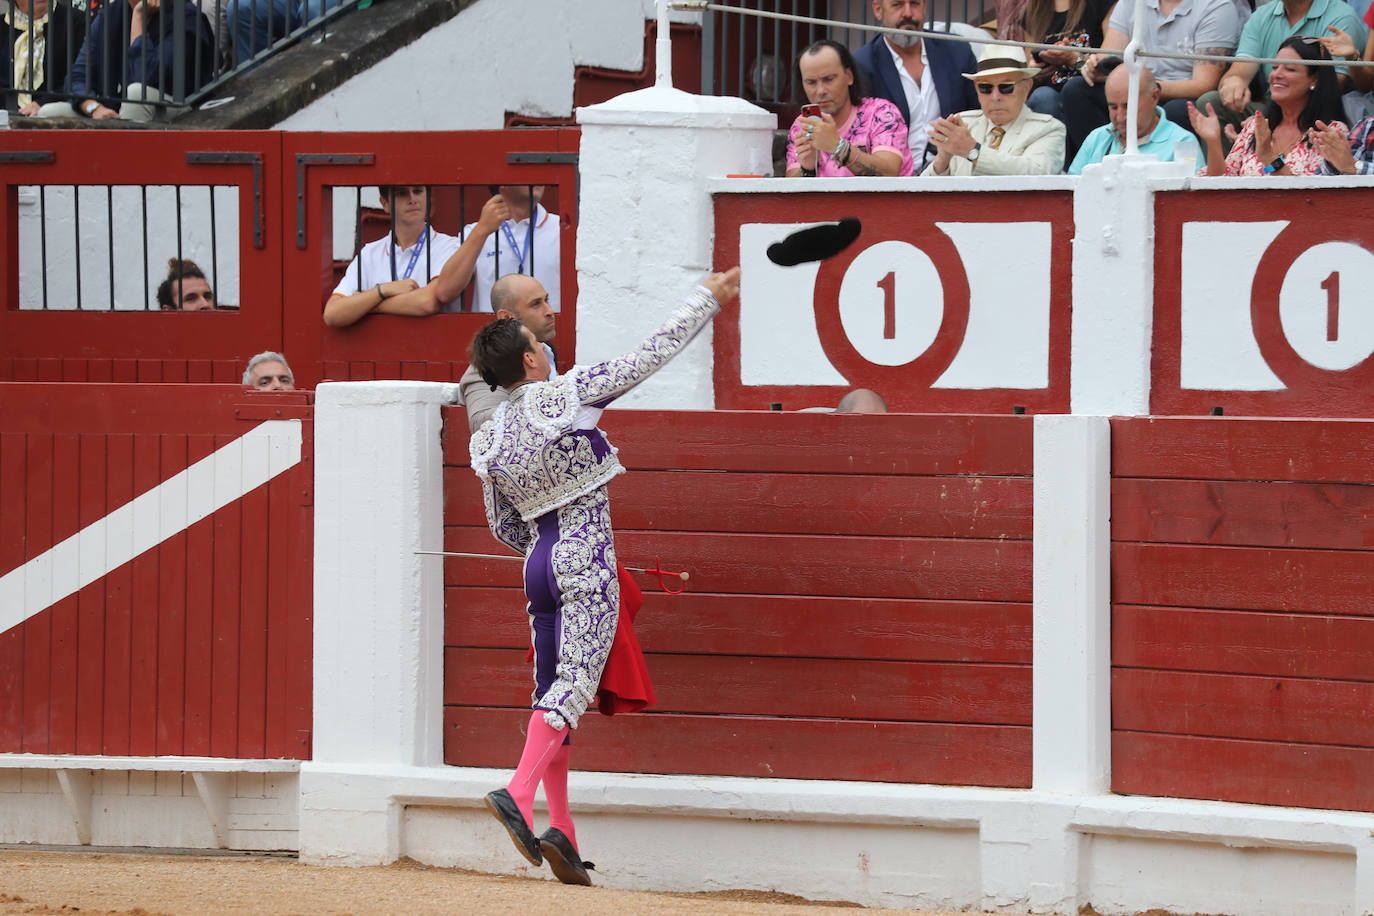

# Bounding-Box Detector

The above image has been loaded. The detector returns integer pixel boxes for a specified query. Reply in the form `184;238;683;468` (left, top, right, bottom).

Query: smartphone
800;104;821;120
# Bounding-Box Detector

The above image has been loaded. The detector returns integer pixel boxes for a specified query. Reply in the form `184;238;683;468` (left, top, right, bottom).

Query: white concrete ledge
0;755;302;773
708;175;1080;194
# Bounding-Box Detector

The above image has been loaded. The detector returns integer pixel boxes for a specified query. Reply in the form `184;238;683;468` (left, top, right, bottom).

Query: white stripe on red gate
0;420;303;635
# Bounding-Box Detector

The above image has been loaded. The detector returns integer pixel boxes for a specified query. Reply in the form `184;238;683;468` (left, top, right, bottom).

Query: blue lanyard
392;224;429;281
499;215;534;274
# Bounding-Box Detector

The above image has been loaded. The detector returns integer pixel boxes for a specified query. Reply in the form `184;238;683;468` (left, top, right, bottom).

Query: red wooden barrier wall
0;384;314;759
442;410;1033;787
0;129;580;389
1110;417;1374;812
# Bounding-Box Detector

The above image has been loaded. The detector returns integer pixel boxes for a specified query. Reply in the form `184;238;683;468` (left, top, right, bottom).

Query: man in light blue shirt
1070;65;1202;173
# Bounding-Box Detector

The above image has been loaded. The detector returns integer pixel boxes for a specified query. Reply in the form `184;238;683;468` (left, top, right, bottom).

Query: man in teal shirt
1193;0;1365;142
1070;65;1201;173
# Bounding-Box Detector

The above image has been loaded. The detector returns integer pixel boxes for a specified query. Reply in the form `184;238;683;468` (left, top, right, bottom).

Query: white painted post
1071;156;1186;414
575;87;775;409
1032;414;1112;794
656;0;674;88
310;381;448;767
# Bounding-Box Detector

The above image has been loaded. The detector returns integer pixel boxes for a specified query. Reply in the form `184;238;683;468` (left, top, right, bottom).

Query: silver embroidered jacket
470;286;720;553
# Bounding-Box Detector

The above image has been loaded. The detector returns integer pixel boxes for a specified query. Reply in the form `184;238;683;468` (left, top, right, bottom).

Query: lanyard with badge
497;214;535;274
391;224;430;281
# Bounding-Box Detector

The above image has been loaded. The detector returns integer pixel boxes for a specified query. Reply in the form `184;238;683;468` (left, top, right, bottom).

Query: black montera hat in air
766;218;862;267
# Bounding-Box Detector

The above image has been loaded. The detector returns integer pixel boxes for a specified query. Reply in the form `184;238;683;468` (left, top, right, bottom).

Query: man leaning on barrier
35;0;214;121
852;0;978;173
1069;64;1201;172
925;45;1066;175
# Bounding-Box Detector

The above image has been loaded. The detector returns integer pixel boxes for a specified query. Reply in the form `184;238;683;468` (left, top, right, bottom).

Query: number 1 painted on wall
878;272;896;340
1322;271;1339;342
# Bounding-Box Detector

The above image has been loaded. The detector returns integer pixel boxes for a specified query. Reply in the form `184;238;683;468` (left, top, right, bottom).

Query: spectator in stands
1189;35;1347;174
1061;0;1237;157
226;0;341;65
3;0;87;116
852;0;978;173
835;388;889;413
455;273;558;432
434;185;562;314
1069;65;1202;172
1192;0;1363;148
1315;113;1374;172
36;0;215;121
925;45;1066;175
324;185;464;327
1019;0;1117;121
156;258;215;310
1319;21;1374;123
242;351;295;390
785;39;914;177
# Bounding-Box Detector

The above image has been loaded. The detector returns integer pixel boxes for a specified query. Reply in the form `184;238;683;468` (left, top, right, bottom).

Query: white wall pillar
1070;156;1189;414
575;86;774;409
310;381;448;767
1032;414;1112;794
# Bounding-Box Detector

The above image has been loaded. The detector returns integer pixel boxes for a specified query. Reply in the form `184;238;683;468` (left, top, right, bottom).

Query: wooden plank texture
445;467;1034;540
1112;417;1374;483
1113;479;1374;550
1112;543;1374;616
1112;606;1374;681
447;648;1031;725
1113;732;1374;812
442;409;1034;477
447;587;1032;663
446;707;1031;787
1113;668;1374;747
445;527;1031;603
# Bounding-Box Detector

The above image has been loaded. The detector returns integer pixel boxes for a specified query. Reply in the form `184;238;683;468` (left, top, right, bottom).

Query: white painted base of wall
0;758;300;851
299;763;1374;916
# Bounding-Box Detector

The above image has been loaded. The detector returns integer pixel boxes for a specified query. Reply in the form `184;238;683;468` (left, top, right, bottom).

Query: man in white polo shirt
434;185;562;313
323;185;464;328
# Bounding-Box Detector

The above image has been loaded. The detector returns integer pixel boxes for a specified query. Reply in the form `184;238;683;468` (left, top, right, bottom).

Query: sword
415;551;690;594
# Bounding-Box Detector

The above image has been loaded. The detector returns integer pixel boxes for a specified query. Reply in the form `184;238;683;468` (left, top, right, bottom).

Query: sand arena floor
0;848;1073;916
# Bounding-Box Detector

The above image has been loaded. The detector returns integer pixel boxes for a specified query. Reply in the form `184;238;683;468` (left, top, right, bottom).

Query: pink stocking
505;711;564;828
543;742;577;851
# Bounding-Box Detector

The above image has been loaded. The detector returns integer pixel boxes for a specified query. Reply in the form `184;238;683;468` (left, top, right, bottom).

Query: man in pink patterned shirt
786;39;915;177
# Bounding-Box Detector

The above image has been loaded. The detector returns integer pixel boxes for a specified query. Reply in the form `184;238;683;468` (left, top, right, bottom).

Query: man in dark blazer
853;0;978;172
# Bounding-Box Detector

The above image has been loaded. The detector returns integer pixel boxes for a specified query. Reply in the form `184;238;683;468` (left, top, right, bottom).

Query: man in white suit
924;45;1066;176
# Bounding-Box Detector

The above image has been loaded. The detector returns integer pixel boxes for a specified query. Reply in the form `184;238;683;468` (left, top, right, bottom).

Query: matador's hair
469;317;533;392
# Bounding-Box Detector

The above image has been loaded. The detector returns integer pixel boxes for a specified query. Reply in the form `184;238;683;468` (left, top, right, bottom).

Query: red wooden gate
1111;417;1374;812
0;383;314;759
442;410;1033;787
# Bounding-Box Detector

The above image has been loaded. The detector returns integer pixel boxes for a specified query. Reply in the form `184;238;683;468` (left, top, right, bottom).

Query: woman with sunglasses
1188;35;1347;176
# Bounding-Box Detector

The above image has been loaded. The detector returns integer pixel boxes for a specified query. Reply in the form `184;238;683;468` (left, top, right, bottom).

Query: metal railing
1;0;363;117
700;0;992;109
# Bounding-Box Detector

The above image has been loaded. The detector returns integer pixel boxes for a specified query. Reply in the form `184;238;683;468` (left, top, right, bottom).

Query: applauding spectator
4;0;87;116
1320;20;1374;123
786;39;914;177
925;45;1066;175
1070;65;1201;172
36;0;215;121
1315;114;1374;172
1189;35;1347;175
1192;0;1363;148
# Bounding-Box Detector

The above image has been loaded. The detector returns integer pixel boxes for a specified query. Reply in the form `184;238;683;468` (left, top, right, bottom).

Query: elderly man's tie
988;127;1006;149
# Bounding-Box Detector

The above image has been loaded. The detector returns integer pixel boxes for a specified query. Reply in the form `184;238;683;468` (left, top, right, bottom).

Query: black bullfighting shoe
484;789;542;866
539;827;595;886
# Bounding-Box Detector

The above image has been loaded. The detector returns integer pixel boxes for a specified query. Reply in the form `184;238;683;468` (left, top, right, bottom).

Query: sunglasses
976;81;1021;95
